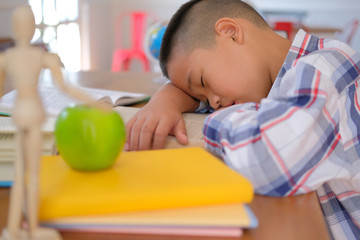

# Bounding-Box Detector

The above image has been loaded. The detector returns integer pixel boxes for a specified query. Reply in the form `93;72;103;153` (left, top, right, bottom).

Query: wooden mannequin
0;5;108;240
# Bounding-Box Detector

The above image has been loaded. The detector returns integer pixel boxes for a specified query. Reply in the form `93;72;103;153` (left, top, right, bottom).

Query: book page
0;117;56;133
114;95;150;106
0;86;149;117
0;117;57;167
114;106;208;149
0;133;56;157
0;161;14;182
0;133;14;153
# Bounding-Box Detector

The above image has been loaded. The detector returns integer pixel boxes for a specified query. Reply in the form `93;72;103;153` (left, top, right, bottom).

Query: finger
173;119;188;145
125;117;136;146
124;142;129;151
152;120;172;149
128;117;146;151
125;116;140;150
138;118;158;150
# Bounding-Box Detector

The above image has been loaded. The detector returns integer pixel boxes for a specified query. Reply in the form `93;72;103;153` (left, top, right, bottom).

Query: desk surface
1;71;330;240
0;188;328;240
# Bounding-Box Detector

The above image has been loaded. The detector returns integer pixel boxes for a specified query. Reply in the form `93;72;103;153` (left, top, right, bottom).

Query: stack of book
0;86;150;186
39;147;258;238
0;117;57;186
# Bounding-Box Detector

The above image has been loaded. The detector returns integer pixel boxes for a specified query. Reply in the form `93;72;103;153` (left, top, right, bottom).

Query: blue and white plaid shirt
203;30;360;240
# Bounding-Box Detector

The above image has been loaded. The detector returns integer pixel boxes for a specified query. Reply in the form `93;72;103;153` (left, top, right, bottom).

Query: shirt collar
267;29;320;97
284;29;320;64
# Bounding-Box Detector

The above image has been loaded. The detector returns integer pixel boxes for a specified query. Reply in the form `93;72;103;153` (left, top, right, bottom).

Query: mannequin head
12;5;36;45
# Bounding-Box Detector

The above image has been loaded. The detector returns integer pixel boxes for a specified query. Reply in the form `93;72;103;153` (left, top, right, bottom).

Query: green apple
54;105;125;171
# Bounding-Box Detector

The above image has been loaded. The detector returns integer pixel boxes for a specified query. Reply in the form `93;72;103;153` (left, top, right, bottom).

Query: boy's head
159;0;291;109
160;0;269;77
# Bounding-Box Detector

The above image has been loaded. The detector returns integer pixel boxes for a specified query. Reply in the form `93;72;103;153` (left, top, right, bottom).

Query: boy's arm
203;100;327;197
203;65;351;197
126;82;199;151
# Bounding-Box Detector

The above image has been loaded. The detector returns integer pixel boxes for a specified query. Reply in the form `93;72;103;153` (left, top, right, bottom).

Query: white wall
251;0;360;11
80;0;188;70
251;0;360;52
81;0;360;71
0;0;28;38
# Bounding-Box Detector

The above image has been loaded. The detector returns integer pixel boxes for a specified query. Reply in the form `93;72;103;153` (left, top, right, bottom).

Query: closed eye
200;76;209;105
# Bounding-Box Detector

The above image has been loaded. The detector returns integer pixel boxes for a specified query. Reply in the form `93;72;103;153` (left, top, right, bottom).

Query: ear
214;18;244;44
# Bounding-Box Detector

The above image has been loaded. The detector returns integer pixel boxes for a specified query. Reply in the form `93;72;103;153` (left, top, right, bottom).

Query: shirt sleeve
195;100;214;113
203;63;345;197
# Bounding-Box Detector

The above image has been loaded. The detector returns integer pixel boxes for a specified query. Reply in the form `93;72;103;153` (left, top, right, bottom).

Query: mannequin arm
43;53;111;111
0;53;5;96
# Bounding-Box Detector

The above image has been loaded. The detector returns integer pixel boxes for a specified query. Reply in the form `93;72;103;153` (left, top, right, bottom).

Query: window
28;0;81;71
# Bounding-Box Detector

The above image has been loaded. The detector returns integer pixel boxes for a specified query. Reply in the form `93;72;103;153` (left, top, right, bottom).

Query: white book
0;117;57;184
0;86;150;117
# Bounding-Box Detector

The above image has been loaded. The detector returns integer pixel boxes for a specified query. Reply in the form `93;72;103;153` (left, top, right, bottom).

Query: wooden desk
0;188;329;240
0;71;330;240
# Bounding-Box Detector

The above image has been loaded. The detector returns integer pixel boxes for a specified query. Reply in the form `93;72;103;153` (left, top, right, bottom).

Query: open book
0;86;150;117
114;106;208;149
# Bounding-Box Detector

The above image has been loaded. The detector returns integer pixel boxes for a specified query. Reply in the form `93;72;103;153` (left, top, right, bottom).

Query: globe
144;21;167;63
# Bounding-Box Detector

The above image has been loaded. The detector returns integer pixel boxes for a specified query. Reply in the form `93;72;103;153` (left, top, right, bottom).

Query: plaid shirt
203;30;360;240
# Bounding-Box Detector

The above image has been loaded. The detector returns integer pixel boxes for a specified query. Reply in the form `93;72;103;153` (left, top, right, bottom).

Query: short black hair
159;0;269;78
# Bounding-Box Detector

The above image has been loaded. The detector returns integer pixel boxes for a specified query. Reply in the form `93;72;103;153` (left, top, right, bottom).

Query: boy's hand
125;103;188;150
125;83;199;151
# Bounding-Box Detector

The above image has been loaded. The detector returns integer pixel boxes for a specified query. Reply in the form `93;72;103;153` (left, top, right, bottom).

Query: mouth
221;101;238;108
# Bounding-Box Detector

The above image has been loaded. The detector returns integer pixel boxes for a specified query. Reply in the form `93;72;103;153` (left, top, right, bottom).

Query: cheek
208;75;239;97
209;71;257;100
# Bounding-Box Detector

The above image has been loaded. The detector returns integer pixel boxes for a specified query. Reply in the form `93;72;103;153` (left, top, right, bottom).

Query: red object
112;11;150;72
274;21;294;39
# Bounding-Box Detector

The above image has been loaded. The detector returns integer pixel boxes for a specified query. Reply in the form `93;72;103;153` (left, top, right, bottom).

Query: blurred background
0;0;359;73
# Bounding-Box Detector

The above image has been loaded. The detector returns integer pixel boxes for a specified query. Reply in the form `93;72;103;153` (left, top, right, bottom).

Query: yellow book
39;147;253;221
41;203;258;228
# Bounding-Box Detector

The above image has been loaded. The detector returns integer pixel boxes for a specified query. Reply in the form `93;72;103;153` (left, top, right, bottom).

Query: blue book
0;181;12;187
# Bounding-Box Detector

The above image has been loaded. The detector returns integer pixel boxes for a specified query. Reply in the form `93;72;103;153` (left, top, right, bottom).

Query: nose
209;94;221;109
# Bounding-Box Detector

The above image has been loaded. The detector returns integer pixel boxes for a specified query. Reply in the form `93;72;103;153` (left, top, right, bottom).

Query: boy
126;0;360;239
